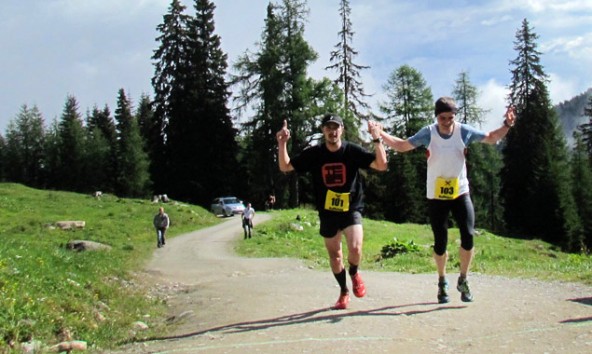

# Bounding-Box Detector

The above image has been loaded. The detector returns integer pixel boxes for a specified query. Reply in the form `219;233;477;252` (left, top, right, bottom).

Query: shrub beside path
115;215;592;353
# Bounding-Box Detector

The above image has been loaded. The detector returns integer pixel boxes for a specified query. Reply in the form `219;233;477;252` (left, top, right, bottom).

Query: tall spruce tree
452;71;488;126
43;118;61;189
501;19;581;249
152;0;191;196
113;89;151;197
136;93;165;194
232;3;288;207
579;95;592;158
0;134;5;181
379;65;433;223
56;96;86;192
570;131;592;252
167;0;239;205
325;0;370;138
84;106;115;192
452;71;503;231
4;105;46;187
279;0;319;207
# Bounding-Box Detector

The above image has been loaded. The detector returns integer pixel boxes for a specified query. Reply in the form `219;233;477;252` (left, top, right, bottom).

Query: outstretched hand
276;119;291;142
504;105;516;127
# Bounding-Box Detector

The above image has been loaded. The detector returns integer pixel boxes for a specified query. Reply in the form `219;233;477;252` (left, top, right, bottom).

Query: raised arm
481;106;516;145
369;121;416;152
276;120;294;172
368;121;388;171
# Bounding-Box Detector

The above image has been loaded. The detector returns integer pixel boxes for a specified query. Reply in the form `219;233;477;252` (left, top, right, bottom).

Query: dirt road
116;215;592;353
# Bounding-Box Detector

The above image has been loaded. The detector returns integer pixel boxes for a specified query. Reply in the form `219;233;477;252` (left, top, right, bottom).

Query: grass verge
0;183;219;351
236;208;591;285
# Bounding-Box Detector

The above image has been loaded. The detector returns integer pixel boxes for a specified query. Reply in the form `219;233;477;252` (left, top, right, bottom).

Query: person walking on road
276;114;387;309
371;96;515;303
153;207;170;248
242;203;255;239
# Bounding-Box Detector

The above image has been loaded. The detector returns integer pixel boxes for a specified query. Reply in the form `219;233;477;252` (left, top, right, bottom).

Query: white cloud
477;79;509;131
547;73;582;104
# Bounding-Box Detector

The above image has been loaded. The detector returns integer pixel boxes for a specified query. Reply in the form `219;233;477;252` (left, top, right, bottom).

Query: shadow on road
123;302;467;345
567;297;592;306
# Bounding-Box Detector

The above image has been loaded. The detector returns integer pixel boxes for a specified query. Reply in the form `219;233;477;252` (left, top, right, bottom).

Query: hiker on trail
371;96;515;303
276;113;387;309
242;203;255;239
153;207;170;248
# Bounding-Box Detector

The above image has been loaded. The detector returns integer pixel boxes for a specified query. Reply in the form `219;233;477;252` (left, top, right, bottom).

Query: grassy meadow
0;183;220;351
1;183;590;352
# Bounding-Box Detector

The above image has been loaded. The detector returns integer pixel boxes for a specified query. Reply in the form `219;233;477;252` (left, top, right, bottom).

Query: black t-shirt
290;141;375;215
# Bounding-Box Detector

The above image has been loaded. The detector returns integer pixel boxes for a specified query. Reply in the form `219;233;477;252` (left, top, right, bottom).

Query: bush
379;238;421;259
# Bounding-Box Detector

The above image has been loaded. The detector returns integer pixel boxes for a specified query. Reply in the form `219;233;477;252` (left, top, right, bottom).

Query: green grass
2;184;590;352
0;183;220;351
236;208;591;285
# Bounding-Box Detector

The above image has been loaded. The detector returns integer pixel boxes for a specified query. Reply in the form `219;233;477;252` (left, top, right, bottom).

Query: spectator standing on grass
371;96;515;303
242;203;255;239
153;207;170;248
276;114;387;309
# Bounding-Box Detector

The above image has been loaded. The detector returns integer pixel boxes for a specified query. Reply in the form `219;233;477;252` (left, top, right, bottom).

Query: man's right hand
276;120;290;143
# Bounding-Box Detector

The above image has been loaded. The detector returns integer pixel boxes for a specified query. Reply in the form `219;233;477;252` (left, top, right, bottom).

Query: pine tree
579;95;592;159
232;0;318;208
279;0;319;207
151;0;240;204
570;131;592;252
43;118;61;189
152;0;191;195
380;65;433;137
452;71;489;126
113;89;151;197
232;3;288;207
163;0;239;205
0;134;5;181
56;96;86;192
84;106;115;192
501;19;581;249
325;0;370;137
4;105;46;187
379;65;433;223
136;93;165;194
452;71;503;231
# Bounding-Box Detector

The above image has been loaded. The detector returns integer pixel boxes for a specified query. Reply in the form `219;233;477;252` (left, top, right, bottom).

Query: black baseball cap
321;114;343;127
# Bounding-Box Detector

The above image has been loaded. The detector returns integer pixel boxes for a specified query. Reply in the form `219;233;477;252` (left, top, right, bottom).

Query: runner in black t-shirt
276;114;387;309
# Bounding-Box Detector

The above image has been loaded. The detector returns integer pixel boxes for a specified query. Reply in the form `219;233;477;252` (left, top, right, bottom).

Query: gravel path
115;215;592;353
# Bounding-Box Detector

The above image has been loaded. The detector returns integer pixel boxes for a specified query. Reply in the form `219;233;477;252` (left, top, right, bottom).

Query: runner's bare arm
276;120;294;172
368;121;388;171
370;121;416;152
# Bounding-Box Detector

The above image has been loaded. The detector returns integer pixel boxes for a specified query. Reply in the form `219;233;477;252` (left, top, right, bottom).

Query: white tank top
426;121;469;199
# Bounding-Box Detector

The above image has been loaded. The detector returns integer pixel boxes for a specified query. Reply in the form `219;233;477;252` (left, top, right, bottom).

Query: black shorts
319;211;362;238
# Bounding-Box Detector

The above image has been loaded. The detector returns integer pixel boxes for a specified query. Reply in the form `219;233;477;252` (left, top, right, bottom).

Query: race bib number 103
435;177;459;200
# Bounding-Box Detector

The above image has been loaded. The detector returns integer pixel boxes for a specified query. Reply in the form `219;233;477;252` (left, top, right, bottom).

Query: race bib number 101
324;190;350;212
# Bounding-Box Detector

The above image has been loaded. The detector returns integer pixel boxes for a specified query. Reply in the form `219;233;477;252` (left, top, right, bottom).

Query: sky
1;0;591;134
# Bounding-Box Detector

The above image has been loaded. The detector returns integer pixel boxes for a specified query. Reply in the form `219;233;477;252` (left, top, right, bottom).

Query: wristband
503;119;513;128
372;138;381;143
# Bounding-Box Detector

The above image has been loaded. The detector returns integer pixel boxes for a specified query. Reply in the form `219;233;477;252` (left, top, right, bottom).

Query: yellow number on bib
435;177;459;200
324;190;350;212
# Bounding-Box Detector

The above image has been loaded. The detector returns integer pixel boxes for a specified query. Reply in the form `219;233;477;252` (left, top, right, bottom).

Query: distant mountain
555;87;592;146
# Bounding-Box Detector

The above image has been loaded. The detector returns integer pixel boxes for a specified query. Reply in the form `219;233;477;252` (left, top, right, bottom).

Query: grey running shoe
457;277;474;302
437;279;450;304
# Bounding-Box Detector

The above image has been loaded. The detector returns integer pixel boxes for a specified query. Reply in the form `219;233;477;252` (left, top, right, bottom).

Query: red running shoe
333;291;350;310
351;272;366;298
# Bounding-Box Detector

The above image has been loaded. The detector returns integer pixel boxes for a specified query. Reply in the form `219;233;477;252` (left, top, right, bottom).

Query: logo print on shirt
322;163;346;187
